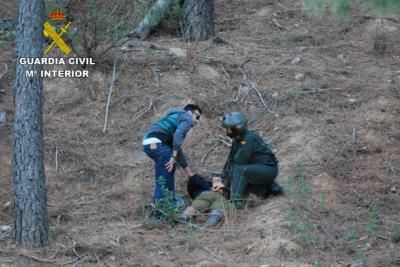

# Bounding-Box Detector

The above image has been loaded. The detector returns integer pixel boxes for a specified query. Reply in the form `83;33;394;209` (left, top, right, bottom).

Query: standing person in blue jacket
142;104;202;214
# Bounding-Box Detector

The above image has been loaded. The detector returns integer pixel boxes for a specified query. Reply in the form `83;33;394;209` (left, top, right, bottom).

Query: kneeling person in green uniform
179;177;225;226
220;112;283;207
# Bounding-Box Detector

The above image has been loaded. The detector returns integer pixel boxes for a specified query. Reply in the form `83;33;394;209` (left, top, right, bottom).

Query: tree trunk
182;0;214;41
13;0;48;247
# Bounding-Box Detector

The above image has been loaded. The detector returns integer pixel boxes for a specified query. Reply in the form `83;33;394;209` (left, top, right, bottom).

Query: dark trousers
231;163;278;201
143;143;176;203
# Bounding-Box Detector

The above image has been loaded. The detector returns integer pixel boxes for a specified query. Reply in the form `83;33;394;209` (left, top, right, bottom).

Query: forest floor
1;0;400;266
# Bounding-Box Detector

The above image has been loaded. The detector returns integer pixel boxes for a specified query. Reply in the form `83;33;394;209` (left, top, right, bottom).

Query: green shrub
286;166;312;210
317;190;327;212
346;228;359;241
366;202;378;234
285;166;314;246
391;223;400;240
152;176;181;223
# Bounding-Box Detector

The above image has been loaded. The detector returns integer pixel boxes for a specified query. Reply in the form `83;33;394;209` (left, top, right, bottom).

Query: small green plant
48;230;55;245
286;210;313;245
367;202;378;234
317;190;327;212
152;176;181;223
176;226;202;245
298;214;313;246
313;261;322;267
223;199;237;214
346;228;360;241
391;223;400;241
283;34;305;43
0;32;15;41
286;166;312;209
357;249;369;266
142;218;160;230
137;195;151;218
0;19;15;42
285;166;314;246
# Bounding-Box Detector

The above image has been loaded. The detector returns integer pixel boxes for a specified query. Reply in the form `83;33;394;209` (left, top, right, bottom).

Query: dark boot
178;214;191;223
259;182;285;198
204;208;223;227
270;182;285;195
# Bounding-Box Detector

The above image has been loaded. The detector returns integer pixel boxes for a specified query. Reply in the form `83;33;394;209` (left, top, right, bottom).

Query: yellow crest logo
43;10;72;55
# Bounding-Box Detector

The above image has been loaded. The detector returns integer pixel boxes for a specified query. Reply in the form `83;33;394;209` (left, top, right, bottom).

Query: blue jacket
145;108;193;168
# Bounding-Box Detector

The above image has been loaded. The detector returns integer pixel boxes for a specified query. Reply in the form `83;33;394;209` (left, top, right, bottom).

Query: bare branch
219;63;231;79
201;142;218;165
132;100;154;122
240;67;273;113
217;135;232;147
103;55;118;133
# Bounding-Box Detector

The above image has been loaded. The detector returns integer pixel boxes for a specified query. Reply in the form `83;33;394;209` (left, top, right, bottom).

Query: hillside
1;0;400;266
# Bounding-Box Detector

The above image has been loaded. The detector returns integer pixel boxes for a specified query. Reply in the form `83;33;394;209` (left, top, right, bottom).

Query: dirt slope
1;0;400;266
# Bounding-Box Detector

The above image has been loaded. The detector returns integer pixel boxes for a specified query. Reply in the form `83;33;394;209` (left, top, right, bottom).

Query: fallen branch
219;64;231;79
60;256;87;266
249;81;273;113
19;253;54;263
55;145;59;172
376;235;389;240
353;15;400;24
239;58;251;69
201;142;218;164
132;100;154;122
217;135;232;147
272;18;286;30
240;67;273;113
103;55;118;133
293;87;345;95
0;225;12;241
94;252;102;267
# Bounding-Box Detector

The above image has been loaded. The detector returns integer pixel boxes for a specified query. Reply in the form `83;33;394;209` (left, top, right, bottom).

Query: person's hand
165;157;175;172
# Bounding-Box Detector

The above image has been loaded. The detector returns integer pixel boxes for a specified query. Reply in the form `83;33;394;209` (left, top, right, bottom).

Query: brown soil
1;0;400;266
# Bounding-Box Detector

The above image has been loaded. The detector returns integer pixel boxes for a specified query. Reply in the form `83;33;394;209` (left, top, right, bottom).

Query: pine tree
13;0;49;247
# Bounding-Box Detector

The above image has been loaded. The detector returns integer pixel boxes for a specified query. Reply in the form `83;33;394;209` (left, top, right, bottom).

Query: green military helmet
222;111;247;134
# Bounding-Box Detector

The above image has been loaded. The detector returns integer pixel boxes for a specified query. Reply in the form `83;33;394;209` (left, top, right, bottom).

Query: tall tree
13;0;48;247
182;0;214;41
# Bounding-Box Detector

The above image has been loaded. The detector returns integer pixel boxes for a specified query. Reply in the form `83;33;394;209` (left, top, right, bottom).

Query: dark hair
183;104;202;114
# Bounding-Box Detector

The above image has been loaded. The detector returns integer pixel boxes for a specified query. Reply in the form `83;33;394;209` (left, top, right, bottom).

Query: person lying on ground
179;176;225;227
